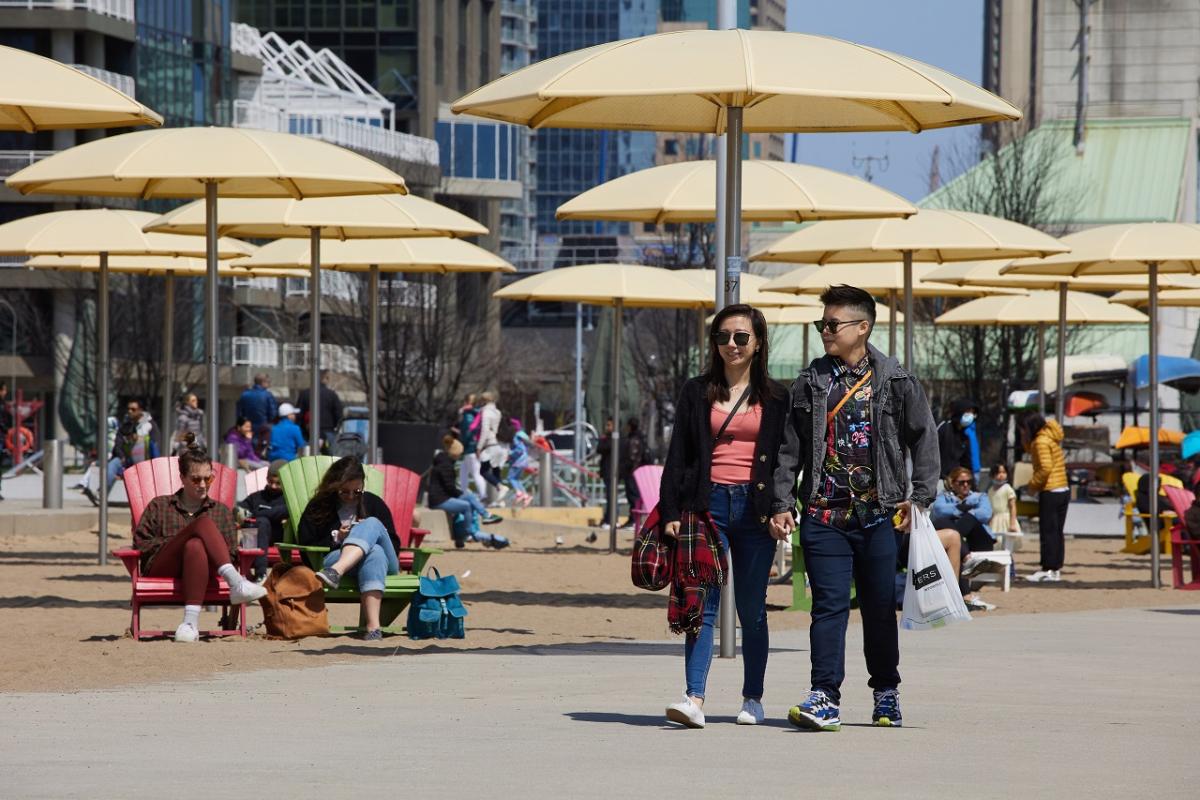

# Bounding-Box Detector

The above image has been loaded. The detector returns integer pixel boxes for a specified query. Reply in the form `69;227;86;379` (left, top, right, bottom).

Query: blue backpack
407;567;467;639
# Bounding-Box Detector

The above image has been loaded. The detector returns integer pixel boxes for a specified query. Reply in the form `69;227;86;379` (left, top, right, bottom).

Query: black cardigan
427;450;461;508
658;376;789;524
297;491;398;550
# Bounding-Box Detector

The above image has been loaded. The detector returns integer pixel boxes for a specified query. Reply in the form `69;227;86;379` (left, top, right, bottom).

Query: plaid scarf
668;510;728;635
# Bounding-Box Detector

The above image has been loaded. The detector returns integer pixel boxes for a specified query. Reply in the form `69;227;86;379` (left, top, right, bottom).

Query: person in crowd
988;462;1019;537
772;285;940;732
173;392;206;454
224;417;269;471
82;399;161;502
659;303;788;729
268;403;306;462
428;434;508;549
236;373;277;436
457;394;487;498
597;418;617;525
503;419;534;507
238;459;289;580
296;370;344;453
133;434;266;642
931;466;1001;612
476;391;509;506
619;417;650;528
937;398;981;478
299;457;400;640
1022;413;1068;582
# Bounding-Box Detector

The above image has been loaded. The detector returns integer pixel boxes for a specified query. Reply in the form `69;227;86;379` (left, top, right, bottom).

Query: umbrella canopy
556;160;915;224
926;260;1200;291
1114;426;1185;450
451;29;1019;133
0;209;252;257
674;269;820;308
232;236;514;273
1111;287;1200;307
934;291;1147;325
1182;431;1200;461
0;44;162;131
23;254;307;279
145;194;485;240
495;263;710;308
712;304;901;325
760;262;1012;297
1130;354;1200;394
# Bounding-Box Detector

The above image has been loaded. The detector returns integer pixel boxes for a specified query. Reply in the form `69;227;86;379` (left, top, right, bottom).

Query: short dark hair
818;284;876;329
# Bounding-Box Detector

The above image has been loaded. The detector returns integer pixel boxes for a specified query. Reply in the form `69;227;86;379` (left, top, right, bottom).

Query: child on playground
987;463;1019;535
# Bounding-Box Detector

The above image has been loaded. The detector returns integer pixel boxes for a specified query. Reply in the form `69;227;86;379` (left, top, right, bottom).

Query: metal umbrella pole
368;265;380;462
204;182;220;457
160;273;174;456
903;250;915;370
1036;323;1046;410
309;228;322;453
97;251;109;565
607;299;623;553
575;303;584;489
1148;262;1161;588
1055;283;1068;424
888;288;898;357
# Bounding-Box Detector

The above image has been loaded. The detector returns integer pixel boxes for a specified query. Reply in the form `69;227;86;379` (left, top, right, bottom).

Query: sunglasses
711;330;752;346
338;488;364;498
813;318;867;334
951;479;972;486
186;474;214;485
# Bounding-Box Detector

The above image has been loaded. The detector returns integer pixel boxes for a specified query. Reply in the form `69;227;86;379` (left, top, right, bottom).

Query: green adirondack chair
275;456;434;633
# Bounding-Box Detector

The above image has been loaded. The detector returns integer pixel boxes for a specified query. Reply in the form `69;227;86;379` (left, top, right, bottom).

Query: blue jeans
683;483;777;701
435;492;508;545
321;517;399;593
799;515;900;704
506;456;528;492
104;458;126;496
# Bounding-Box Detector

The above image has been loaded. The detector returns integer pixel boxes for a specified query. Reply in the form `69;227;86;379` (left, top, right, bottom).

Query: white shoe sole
229;582;267;605
736;712;762;725
665;706;705;729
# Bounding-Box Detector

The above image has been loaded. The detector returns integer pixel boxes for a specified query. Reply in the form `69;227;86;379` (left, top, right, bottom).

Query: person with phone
658;304;789;729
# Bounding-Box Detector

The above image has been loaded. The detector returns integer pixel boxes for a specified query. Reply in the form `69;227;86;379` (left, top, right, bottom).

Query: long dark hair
1020;413;1047;450
702;303;781;406
177;432;209;477
307;456;367;530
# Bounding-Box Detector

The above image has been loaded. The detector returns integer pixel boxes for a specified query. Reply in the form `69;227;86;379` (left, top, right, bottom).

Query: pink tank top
710;404;762;485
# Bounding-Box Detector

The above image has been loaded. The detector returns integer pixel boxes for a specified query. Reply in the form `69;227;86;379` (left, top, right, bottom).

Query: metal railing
231;276;280;291
230;337;279;368
70;64;135;98
0;0;133;22
284;271;360;303
500;1;537;21
231;22;262;58
0;150;55;178
283;342;358;373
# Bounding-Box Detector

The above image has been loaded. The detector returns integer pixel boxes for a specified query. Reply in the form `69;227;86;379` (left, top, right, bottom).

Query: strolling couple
658;285;940;730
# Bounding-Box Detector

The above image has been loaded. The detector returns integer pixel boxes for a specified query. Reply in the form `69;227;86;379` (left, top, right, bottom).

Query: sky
785;0;986;202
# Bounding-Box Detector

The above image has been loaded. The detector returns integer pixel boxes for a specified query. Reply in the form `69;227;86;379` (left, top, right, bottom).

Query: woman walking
658;303;788;728
1022;413;1068;582
173;393;206;454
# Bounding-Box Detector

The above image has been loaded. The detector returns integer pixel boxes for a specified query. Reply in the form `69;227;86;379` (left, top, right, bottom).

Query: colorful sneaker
788;690;841;731
872;689;902;727
315;567;341;589
362;628;383;641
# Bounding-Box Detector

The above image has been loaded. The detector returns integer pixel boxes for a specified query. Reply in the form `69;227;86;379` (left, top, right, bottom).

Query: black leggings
1038;491;1070;571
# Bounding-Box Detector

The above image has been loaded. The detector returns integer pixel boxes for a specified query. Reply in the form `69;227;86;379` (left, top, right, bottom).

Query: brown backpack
261;563;330;639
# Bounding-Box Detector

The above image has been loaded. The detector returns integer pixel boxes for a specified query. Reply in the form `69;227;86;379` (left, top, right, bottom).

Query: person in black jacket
659;303;789;730
238;459;289;580
301;457;400;639
428;434;507;549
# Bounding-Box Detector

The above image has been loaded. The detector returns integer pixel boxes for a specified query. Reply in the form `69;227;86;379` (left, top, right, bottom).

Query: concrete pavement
2;605;1198;799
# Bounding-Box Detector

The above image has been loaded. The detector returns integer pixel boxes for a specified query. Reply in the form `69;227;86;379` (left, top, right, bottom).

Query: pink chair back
632;464;664;515
125;457;237;528
244;466;269;494
372;464;422;548
1164;485;1196;518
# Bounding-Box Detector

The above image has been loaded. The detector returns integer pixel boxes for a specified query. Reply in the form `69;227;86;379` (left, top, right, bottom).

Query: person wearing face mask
937;398;981;480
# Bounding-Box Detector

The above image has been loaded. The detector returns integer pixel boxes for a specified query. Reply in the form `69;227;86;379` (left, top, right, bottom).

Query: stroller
330;405;370;462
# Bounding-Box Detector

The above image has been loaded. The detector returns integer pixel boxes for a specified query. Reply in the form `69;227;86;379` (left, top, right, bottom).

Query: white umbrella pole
204;182;219;458
888;288;898;357
368;265;379;462
309;228;322;453
160;272;174;456
1148;262;1161;588
903;251;914;369
97;251;109;566
1036;323;1046;410
608;299;623;553
1055;283;1067;424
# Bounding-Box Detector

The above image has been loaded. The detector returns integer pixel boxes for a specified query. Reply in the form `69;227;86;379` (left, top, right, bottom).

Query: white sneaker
1046;570;1062;582
1027;570;1053;583
665;694;705;729
965;596;997;612
736;699;765;725
174;622;199;643
228;578;267;605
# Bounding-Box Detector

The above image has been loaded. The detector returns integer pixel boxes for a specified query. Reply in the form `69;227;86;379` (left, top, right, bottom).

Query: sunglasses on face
187;474;214;485
813;318;866;335
711;330;752;346
951;479;972;487
338;488;364;498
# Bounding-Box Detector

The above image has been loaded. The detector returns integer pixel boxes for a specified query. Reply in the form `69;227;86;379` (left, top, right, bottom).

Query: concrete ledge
0;507;129;538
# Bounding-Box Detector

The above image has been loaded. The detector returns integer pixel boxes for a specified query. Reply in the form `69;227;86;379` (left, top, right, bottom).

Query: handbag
630;386;750;592
407;567;468;639
260;563;330;639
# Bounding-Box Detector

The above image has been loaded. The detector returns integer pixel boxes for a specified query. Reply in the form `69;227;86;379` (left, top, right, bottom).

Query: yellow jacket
1027;419;1068;493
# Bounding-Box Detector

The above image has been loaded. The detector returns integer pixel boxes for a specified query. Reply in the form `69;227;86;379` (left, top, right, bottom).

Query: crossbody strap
712;386;752;451
826;371;873;426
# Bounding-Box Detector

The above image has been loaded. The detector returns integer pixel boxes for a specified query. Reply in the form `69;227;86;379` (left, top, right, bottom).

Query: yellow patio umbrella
751;209;1067;368
238;237;515;450
0;44;162;130
556;160;915;224
1002;222;1200;588
0;209;252;564
496;264;708;550
1111;288;1200;307
453;28;1020;318
7;126;408;453
935;291;1147;325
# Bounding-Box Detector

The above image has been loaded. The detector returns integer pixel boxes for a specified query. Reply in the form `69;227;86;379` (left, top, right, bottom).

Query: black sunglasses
813;318;867;334
337;488;364;498
711;330;752;346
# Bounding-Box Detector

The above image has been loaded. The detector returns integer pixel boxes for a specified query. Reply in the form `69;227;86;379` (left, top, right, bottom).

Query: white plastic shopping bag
901;505;972;630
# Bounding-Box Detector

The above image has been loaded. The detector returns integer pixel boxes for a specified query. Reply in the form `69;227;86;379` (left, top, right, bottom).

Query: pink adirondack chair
244;466;269;494
111;457;256;640
1163;485;1200;590
631;464;664;534
372;464;430;572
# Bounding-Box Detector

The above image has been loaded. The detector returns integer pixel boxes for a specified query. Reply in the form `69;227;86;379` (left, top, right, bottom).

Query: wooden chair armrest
111;549;142;578
275;543;333;553
398;546;443;555
409;528;430;547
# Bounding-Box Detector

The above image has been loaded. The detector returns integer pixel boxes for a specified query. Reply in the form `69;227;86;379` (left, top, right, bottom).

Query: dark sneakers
315;567;341;589
872;689;903;727
788;690;841;731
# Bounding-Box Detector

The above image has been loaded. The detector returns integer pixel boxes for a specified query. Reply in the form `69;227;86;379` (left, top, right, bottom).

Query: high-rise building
498;0;538;262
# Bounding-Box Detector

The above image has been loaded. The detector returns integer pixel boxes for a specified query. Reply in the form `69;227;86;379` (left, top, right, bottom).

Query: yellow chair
1121;471;1177;556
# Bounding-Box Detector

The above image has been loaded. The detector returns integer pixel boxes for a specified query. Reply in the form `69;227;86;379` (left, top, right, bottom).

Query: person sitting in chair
132;434;267;642
428;434;507;549
298;457;401;640
238;459;289;580
930;466;1001;611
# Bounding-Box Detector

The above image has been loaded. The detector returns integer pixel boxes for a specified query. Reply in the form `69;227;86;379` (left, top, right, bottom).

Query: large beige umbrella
454;28;1020;316
556;160;915;224
1111;288;1200;306
0;44;162;130
935;291;1147;325
7;127;409;453
240;237;513;455
751;209;1067;368
0;209;252;564
496;264;708;551
1002;222;1200;588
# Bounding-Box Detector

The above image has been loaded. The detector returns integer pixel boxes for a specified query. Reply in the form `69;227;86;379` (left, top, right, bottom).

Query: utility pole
1072;0;1096;154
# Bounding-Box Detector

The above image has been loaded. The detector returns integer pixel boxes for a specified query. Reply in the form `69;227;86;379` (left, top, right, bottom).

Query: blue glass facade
436;118;517;182
534;0;659;238
137;0;235;127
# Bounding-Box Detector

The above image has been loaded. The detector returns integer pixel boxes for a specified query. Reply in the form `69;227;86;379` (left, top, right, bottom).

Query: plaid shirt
133;489;237;572
806;354;889;529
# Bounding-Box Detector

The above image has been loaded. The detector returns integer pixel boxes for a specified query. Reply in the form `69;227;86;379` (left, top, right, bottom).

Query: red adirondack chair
630;464;664;534
1163;485;1200;590
111;457;258;639
372;464;430;571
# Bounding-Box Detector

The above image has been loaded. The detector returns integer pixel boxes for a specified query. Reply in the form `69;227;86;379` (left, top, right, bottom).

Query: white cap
278;403;298;418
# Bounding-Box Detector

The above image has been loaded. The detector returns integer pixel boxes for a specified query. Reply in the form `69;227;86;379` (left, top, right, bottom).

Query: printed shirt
133;489;237;572
806;354;888;529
